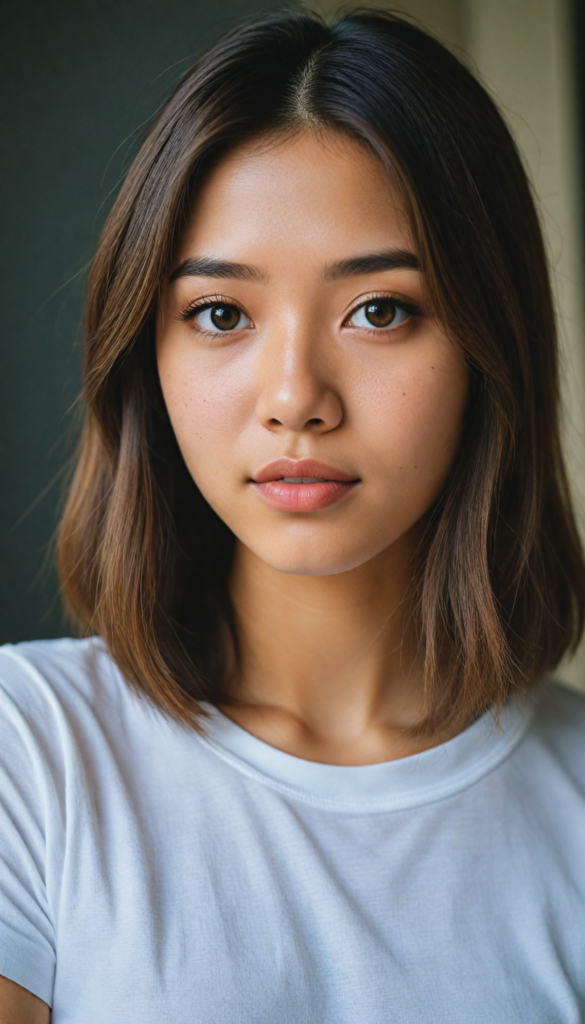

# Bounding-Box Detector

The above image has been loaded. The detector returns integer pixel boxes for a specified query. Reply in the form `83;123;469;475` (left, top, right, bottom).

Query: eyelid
342;291;423;327
175;294;253;326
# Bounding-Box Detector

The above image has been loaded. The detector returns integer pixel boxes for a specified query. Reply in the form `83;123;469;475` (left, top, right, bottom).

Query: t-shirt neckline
197;693;535;813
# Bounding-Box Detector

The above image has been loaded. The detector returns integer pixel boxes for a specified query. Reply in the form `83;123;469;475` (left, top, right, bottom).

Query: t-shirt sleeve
0;651;57;1006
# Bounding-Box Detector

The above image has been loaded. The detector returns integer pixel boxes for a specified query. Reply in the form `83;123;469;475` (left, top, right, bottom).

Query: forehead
177;131;413;264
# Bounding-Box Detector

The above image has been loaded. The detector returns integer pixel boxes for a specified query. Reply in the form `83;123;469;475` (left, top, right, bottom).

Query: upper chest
49;741;585;1024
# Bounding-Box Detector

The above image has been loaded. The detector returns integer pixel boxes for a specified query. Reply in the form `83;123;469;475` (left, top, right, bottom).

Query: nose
254;331;343;435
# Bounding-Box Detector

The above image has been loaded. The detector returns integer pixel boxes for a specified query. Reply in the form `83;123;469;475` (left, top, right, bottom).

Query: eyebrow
169;257;266;283
169;247;419;285
322;249;419;280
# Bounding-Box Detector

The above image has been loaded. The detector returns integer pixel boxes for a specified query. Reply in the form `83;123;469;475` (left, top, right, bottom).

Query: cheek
355;348;468;493
157;348;254;479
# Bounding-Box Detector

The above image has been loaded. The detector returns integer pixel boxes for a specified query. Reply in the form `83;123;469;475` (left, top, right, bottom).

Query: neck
224;532;435;764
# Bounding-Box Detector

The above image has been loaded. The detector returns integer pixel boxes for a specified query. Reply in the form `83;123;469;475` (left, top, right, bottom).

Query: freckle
402;392;406;396
431;366;435;369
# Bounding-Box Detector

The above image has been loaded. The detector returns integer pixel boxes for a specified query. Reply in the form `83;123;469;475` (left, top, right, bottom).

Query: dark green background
0;0;270;643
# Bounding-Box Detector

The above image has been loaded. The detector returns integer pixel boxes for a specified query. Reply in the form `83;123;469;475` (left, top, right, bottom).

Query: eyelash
344;293;422;333
176;294;235;324
176;293;422;336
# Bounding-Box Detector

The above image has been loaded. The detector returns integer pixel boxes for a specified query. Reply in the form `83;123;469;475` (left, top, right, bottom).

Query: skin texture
157;131;469;763
0;977;50;1024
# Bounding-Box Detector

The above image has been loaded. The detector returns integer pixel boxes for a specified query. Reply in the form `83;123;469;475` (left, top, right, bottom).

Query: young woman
1;8;585;1022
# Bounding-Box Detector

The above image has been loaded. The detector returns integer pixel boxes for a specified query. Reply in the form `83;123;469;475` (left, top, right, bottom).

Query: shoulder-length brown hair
58;7;585;735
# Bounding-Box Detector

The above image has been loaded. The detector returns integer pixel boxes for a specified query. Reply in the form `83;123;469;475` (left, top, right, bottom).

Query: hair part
287;47;328;127
58;7;585;736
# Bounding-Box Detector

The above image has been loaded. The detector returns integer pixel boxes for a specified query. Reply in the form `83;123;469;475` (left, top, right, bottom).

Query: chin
248;535;393;577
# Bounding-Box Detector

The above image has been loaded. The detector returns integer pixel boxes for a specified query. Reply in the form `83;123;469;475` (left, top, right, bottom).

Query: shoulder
0;636;129;739
0;636;173;816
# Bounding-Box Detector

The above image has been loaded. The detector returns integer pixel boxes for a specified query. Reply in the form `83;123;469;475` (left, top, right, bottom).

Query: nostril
306;418;324;427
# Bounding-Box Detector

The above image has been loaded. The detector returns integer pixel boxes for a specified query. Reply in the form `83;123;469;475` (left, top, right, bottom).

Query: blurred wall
2;0;584;688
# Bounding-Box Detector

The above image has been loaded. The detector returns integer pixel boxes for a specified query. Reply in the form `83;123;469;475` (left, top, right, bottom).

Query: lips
251;458;360;512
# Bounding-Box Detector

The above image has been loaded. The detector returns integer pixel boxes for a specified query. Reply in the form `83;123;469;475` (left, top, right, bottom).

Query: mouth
251;458;360;512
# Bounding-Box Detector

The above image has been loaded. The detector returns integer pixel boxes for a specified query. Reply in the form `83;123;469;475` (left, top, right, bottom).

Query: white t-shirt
0;637;584;1023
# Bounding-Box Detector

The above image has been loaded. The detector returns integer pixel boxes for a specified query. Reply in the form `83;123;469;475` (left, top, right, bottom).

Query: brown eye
192;303;251;333
210;305;241;330
364;300;397;327
347;298;411;331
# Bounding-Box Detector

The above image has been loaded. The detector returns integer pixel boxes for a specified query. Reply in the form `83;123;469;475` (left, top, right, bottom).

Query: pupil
365;301;395;328
210;305;239;330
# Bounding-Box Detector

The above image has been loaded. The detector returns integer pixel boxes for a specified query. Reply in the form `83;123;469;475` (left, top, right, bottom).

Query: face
157;132;468;576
